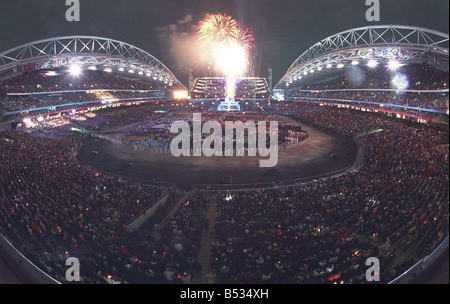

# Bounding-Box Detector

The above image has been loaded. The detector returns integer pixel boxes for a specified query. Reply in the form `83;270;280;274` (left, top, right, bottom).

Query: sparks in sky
195;13;254;77
196;14;240;43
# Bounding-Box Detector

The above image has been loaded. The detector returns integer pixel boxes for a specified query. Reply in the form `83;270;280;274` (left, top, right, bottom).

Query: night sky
0;0;448;86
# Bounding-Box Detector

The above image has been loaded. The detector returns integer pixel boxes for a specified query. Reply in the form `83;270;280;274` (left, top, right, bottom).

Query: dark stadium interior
0;0;448;288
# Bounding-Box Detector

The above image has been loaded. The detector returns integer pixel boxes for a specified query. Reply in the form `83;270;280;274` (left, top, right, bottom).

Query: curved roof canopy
0;35;186;89
275;25;449;90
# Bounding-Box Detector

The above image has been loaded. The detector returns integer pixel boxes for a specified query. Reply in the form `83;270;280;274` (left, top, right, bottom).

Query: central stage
77;119;359;189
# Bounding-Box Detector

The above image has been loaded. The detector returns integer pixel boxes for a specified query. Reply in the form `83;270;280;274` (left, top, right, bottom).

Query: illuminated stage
190;77;270;111
218;78;240;111
217;98;241;111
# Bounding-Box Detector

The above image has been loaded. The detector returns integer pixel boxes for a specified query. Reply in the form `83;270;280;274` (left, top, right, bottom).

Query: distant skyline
0;0;448;86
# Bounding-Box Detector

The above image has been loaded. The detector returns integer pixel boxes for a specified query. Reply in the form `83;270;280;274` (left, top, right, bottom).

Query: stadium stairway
193;195;219;284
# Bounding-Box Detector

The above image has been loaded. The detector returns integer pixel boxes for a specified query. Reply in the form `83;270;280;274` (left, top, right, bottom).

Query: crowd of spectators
0;90;448;284
118;112;309;152
288;90;449;112
0;90;166;113
286;63;449;117
210;103;448;284
293;63;448;91
0;70;163;94
0;130;212;283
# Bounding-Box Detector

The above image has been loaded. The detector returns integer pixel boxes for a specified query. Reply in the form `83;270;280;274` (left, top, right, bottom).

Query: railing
161;191;191;225
0;233;60;284
389;236;449;284
125;193;171;231
7;89;161;96
287;96;447;115
8;96;166;116
193;181;279;192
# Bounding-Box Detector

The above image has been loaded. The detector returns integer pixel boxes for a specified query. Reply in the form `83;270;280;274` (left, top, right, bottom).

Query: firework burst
195;13;254;77
235;27;255;52
196;14;240;43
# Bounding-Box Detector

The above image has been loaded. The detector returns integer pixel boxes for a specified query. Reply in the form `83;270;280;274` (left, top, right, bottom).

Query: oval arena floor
76;121;359;188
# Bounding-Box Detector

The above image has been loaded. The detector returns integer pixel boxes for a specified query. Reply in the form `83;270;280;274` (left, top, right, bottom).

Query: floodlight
367;60;378;68
68;65;82;77
387;60;402;71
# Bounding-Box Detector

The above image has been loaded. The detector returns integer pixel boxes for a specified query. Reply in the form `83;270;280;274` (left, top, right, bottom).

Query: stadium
0;5;449;288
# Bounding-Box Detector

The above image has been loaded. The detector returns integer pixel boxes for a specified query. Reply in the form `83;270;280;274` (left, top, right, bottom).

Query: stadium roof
0;35;186;89
275;25;449;90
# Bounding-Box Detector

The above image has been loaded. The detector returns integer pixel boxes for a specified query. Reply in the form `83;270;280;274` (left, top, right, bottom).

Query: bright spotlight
326;64;332;69
367;60;378;68
129;70;134;74
88;66;97;71
337;63;345;69
118;67;125;72
351;60;359;65
391;73;409;92
68;65;82;77
388;60;402;71
104;68;112;73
